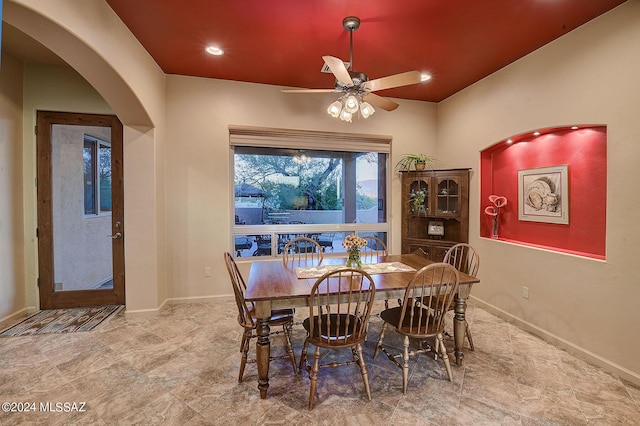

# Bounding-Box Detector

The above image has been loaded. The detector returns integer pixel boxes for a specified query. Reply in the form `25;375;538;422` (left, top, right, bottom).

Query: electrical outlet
204;267;212;277
522;286;530;299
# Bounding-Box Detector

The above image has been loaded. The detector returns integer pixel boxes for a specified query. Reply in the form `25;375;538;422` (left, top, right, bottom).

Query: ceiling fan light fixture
327;100;342;117
360;101;375;119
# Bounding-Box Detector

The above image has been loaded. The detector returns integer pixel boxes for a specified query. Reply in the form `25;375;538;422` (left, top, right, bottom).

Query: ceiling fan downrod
343;16;360;71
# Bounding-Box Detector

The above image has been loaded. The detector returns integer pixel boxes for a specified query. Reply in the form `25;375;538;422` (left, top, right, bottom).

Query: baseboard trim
0;306;37;325
165;295;234;305
471;296;640;386
123;294;233;317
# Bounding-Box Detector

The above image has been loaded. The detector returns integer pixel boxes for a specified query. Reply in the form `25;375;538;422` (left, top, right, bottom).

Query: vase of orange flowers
342;233;368;269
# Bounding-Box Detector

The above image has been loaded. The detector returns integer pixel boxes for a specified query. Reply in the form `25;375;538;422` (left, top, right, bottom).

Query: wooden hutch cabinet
401;169;470;261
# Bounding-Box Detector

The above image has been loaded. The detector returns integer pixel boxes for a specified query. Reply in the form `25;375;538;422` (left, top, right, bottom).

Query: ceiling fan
282;16;424;122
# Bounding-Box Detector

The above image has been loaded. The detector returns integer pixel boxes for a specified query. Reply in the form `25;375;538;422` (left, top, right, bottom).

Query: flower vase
346;249;362;269
491;215;499;239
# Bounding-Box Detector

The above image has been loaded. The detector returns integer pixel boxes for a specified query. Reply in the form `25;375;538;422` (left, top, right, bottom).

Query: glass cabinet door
436;177;460;215
409;179;429;214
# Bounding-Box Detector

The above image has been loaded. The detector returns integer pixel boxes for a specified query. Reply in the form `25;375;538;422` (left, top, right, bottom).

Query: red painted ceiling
106;0;626;102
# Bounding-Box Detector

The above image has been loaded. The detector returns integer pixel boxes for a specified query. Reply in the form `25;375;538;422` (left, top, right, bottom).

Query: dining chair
373;262;460;394
313;232;336;252
360;235;390;309
282;236;324;266
299;268;377;409
252;234;272;256
361;235;387;258
223;252;297;381
441;243;479;350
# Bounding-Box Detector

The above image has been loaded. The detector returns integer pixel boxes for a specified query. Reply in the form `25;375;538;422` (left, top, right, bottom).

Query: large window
83;136;112;215
230;126;390;258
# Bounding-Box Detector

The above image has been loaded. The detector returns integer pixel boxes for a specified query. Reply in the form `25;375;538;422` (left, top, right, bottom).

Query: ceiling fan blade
363;71;422;92
281;88;336;93
364;93;399;111
322;55;354;86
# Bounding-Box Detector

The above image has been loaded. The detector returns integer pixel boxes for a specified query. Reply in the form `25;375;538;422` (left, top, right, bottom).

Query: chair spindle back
361;235;388;260
443;243;479;277
308;268;376;347
224;252;254;329
397;263;460;337
283;237;324;266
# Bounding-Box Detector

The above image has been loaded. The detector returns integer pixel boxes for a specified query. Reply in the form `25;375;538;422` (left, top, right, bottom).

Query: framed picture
518;165;569;224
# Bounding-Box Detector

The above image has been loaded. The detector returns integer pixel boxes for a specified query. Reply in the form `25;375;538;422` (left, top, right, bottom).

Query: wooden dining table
245;253;480;399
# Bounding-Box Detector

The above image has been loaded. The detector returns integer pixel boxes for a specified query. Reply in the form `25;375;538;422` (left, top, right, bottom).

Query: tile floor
1;300;639;425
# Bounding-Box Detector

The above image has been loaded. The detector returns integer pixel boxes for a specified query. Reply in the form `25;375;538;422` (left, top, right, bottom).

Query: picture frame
518;165;569;224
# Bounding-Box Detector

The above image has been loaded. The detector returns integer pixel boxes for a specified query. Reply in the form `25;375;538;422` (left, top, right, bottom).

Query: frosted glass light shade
339;109;352;122
360;102;375;118
327;100;342;117
344;95;359;113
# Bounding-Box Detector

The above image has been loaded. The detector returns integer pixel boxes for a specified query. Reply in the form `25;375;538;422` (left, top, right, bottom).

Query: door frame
37;111;125;309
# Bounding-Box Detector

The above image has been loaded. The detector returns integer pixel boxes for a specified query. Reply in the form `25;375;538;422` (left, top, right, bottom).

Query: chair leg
308;346;321;410
238;329;251;382
355;343;372;401
402;335;410;395
465;320;475;351
373;322;388;360
436;333;453;381
282;324;297;374
299;337;310;373
239;329;249;353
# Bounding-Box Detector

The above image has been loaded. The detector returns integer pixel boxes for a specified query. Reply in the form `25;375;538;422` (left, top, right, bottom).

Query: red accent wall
480;126;606;259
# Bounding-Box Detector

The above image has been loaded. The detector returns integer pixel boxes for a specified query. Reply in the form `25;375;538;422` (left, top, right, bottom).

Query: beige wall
164;75;437;298
0;53;25;321
6;0;160;127
437;1;640;382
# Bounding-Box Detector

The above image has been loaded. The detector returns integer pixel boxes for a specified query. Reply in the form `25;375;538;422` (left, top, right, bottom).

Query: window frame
83;135;112;217
229;126;392;259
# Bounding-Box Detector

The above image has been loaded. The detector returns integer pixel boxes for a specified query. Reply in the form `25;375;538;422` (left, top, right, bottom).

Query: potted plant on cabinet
395;153;439;172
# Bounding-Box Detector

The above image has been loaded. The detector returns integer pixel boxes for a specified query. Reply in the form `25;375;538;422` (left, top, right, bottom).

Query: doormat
0;305;124;337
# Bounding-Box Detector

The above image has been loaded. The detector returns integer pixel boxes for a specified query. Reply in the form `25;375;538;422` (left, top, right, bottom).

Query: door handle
107;232;122;239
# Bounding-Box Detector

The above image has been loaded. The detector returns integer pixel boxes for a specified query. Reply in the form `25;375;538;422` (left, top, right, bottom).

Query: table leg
254;301;271;399
453;294;467;366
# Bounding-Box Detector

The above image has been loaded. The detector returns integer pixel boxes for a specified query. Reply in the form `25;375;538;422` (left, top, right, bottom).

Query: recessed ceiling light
571;126;579;130
420;73;432;82
205;46;224;56
506;139;513;144
533;131;541;136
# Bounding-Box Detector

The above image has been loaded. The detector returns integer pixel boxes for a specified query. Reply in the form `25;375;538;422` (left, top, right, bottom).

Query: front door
37;111;125;309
